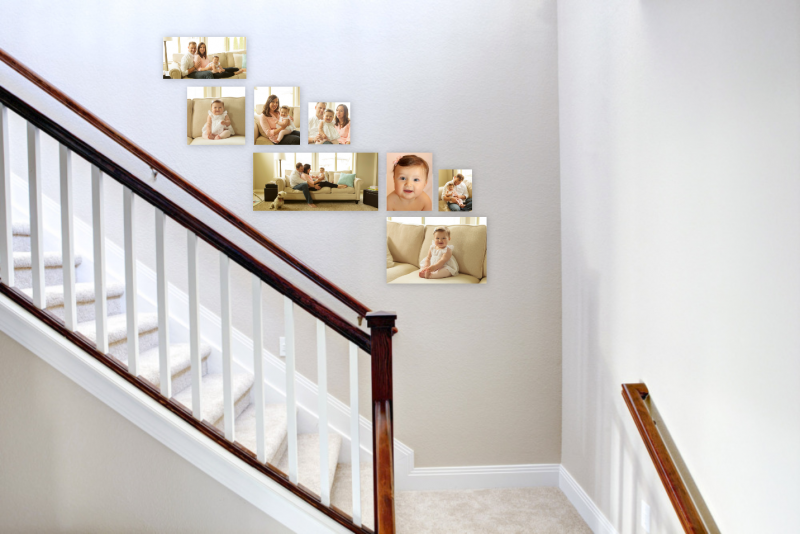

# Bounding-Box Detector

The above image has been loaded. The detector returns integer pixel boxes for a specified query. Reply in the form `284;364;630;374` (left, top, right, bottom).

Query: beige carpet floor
331;464;591;534
253;200;377;212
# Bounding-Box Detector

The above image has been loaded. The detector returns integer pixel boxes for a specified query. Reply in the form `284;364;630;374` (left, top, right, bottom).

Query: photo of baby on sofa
386;153;433;211
164;37;246;80
253;153;379;211
307;102;351;145
186;87;246;145
254;87;301;145
439;169;472;211
387;217;487;284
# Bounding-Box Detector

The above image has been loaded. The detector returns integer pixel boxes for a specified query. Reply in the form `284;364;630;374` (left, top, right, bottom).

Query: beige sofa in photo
276;170;362;204
387;221;487;284
438;181;473;211
168;50;247;79
253;105;301;145
187;96;246;146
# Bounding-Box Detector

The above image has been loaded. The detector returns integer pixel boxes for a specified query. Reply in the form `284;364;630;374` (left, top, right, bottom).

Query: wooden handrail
0;85;370;354
0;47;370;319
621;383;709;533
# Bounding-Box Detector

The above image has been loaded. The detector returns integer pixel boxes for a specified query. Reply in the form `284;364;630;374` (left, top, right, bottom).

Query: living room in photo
186;87;246;145
253;152;379;211
308;101;351;145
254;87;301;145
163;36;247;79
387;217;487;284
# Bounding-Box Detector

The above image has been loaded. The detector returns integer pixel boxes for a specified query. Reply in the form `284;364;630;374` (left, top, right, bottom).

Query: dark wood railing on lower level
622;383;718;534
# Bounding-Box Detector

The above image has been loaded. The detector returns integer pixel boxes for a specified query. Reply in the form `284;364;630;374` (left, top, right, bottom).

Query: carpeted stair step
12;222;30;252
11;251;83;290
76;312;159;361
119;342;212;393
235;402;292;465
331;462;375;530
277;432;342;498
173;372;254;430
21;282;125;322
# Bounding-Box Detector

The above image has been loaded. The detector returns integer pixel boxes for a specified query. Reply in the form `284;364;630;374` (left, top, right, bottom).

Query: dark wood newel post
366;311;397;534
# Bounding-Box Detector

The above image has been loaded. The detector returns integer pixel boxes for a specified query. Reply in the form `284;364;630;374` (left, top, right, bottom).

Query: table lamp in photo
163;37;172;72
276;153;287;177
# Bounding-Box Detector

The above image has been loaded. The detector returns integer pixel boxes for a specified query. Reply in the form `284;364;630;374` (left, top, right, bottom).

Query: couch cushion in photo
190;97;246;139
387;264;417;283
337;173;356;188
419;224;486;279
387;221;425;267
390;272;481;284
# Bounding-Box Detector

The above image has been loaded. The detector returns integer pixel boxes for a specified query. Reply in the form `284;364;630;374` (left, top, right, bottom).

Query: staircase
0;47;395;534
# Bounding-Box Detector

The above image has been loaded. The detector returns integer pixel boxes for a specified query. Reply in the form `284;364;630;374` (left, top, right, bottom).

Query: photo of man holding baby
308;102;351;145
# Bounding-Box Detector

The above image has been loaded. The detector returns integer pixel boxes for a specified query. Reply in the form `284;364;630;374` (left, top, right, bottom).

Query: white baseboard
0;292;351;534
400;463;560;492
559;466;618;534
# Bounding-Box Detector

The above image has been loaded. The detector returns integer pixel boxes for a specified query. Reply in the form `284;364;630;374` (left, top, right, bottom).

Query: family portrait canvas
386;153;433;211
186;87;246;145
254;87;301;145
163;37;246;79
307;102;351;145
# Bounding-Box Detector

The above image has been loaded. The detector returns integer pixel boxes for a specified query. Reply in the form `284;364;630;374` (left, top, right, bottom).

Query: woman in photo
194;42;244;78
259;95;301;145
335;104;351;145
303;164;347;190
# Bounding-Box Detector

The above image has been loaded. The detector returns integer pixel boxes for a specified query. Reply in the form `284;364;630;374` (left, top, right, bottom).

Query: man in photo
288;162;319;208
180;41;213;79
444;173;472;211
308;102;334;144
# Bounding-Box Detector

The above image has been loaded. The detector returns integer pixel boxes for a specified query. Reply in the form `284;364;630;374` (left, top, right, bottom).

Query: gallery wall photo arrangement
163;37;247;79
186;87;246;145
386;152;433;212
387;217;487;284
439;169;473;212
307;102;351;145
254;87;301;145
254;153;379;211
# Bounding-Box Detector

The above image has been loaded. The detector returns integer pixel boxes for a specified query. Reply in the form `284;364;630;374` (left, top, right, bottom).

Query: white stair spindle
252;274;266;463
0;104;13;287
123;187;138;375
317;319;330;505
26;124;44;309
284;296;298;484
155;209;171;397
59;145;77;330
91;165;108;353
349;341;362;526
187;230;202;419
220;253;234;441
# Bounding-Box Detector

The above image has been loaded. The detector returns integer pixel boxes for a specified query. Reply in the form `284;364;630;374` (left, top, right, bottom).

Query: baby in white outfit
202;100;234;140
419;226;459;279
315;109;340;144
274;106;296;143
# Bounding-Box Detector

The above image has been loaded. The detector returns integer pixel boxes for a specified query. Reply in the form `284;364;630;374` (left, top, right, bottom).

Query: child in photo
442;183;465;209
387;154;432;211
315;109;340;144
419;226;459;279
305;165;347;189
202;100;234;140
274;105;296;144
208;55;226;74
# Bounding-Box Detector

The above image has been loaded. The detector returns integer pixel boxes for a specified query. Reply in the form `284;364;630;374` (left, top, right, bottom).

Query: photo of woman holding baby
194;42;246;78
259;95;301;145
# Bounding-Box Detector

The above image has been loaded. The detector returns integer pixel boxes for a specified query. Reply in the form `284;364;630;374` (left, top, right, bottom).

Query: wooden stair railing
0;47;369;320
0;49;397;534
622;383;719;534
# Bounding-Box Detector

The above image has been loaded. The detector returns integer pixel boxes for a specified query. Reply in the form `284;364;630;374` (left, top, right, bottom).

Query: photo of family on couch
439;169;473;211
253;87;300;145
164;37;246;79
186;87;246;145
387;217;487;284
253;153;379;211
307;102;351;145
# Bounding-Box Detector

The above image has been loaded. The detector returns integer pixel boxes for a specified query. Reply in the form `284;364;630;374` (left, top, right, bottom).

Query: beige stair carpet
236;403;290;465
276;433;341;498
